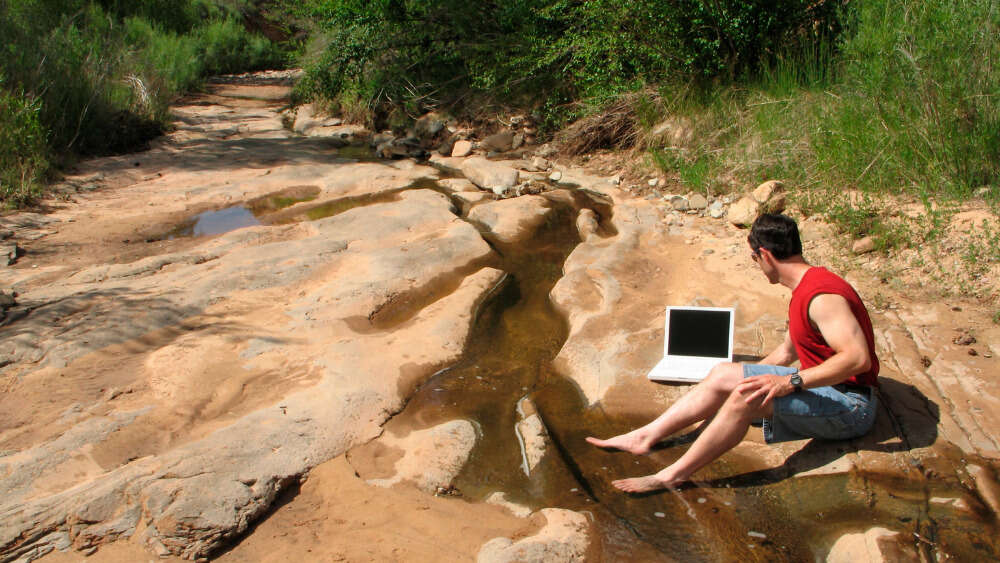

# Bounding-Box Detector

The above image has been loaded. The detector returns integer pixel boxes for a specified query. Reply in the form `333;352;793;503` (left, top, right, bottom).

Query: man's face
750;245;779;284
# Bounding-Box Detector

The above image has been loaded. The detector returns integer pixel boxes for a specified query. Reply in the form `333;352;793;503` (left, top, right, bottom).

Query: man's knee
705;362;744;391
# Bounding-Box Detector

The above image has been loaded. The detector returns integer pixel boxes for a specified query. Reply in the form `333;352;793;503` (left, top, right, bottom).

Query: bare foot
585;430;652;455
611;473;682;493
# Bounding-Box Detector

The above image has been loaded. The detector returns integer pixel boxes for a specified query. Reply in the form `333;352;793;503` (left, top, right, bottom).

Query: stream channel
176;161;999;561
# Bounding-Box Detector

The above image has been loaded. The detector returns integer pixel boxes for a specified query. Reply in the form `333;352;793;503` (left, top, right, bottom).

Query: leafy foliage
288;0;841;129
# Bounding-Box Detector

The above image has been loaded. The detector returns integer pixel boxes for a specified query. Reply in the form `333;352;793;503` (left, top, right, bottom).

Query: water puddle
168;206;262;238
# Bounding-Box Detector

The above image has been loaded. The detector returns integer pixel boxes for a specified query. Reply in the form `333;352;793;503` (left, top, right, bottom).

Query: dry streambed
1;74;998;562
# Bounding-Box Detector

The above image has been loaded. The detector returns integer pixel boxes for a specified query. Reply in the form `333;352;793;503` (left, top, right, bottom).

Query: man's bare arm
739;293;871;405
757;332;797;366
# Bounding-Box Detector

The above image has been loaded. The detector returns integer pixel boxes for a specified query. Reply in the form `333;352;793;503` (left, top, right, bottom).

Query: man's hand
736;375;795;407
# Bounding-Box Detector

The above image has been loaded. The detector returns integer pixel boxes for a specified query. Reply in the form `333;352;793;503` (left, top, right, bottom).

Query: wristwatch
790;371;803;392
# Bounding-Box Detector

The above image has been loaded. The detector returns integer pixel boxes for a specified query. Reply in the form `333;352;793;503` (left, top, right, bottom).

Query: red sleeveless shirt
788;267;879;386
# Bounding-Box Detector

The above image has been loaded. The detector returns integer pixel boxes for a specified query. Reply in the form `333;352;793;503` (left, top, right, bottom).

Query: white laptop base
648;306;734;383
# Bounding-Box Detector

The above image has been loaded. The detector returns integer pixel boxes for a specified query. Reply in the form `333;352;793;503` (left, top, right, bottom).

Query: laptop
647;306;735;382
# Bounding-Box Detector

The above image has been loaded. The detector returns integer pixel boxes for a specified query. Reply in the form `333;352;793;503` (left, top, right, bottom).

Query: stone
365;419;478;494
371;131;395;147
437;135;458;156
0;290;16;308
751;180;786;213
452;140;474;157
727;195;759;227
799;217;835;242
688;193;709;210
670;196;689;211
576;209;599;241
535;144;557;158
548;170;562;182
453;191;492;206
477;509;591;563
481;130;515;153
461;158;520;195
512;133;525;150
826;527;918;563
708;201;725;219
531;157;551;171
967;464;1000;515
468;195;552;245
414;112;448;139
852;236;876;255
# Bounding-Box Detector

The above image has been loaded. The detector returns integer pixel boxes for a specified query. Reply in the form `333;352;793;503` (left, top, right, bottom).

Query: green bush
0;0;285;206
0;85;48;207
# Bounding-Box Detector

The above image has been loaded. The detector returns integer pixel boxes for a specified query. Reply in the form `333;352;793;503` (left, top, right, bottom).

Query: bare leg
612;387;771;493
586;363;744;454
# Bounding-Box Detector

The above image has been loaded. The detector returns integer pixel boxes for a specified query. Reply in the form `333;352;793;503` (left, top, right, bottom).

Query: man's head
747;213;802;261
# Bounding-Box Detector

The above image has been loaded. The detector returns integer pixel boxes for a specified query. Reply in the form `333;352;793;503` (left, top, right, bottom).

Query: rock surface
477;508;591;563
468;195;552;244
363;419;479;493
461;157;520;195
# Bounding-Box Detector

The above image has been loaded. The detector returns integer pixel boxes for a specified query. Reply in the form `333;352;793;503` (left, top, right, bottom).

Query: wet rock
486;492;533;518
365;419;478;494
477;508;591;563
461;158;520;195
826;527;918;563
852;236;876;255
468;195;552;245
576;209;599;241
481;130;515;153
967;464;1000;515
515;397;550;475
688;193;709;210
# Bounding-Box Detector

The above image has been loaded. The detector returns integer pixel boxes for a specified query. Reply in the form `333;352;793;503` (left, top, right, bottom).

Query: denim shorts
743;364;878;443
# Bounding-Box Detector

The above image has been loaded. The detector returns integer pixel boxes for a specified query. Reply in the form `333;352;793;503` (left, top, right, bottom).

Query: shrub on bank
0;0;285;208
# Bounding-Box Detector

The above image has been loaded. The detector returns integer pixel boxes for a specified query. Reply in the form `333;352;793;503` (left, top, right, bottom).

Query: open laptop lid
664;306;735;361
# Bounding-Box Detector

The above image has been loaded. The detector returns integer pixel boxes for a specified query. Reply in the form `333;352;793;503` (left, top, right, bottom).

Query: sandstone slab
468;195;552;245
461;158;520;195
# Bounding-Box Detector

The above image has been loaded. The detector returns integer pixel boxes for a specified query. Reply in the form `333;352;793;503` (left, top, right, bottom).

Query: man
587;213;879;493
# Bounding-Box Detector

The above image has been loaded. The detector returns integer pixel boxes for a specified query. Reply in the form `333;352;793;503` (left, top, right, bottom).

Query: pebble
654;512;665;518
748;531;767;539
697;497;707;503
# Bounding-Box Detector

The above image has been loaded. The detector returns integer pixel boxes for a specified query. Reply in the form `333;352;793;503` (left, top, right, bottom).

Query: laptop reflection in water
647;306;734;383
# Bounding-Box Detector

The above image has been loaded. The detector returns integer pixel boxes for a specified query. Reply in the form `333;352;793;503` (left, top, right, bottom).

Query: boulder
751;180;786;213
669;196;689;211
481;130;515;153
708;200;725;219
468;195;552;245
461;158;520;195
414;112;448;139
452;140;474;157
688;193;709;210
477;508;591;563
727;196;759;227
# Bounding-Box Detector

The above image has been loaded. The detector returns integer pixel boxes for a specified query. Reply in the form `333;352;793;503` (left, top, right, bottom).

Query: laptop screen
667;308;732;358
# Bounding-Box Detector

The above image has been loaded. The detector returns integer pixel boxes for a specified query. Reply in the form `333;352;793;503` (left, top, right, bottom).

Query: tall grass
0;0;285;208
646;0;998;217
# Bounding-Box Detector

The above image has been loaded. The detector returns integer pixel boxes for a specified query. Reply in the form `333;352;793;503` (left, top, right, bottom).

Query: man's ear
758;247;775;262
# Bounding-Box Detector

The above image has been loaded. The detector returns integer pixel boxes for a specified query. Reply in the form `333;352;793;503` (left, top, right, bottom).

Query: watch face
791;373;803;386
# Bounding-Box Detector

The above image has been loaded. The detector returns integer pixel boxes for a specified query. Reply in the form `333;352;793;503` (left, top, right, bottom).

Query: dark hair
748;213;802;260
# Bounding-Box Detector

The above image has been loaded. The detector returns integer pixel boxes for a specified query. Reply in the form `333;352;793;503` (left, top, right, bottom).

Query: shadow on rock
703;377;939;489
